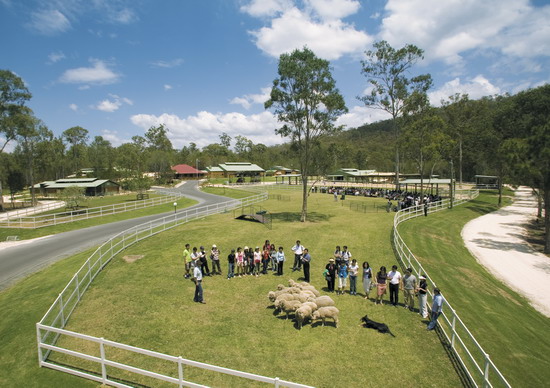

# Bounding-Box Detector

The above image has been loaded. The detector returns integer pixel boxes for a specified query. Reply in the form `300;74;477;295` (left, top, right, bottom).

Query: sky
1;0;549;151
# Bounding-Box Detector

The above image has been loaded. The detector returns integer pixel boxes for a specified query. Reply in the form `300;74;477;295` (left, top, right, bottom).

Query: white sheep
295;303;317;329
308;295;335;308
288;279;310;288
300;286;320;297
311;306;339;328
280;299;302;319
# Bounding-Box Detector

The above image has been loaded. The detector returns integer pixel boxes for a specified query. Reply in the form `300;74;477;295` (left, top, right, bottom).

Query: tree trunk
301;175;308;222
394;118;400;191
0;180;4;212
544;187;550;254
459;137;463;188
536;189;543;219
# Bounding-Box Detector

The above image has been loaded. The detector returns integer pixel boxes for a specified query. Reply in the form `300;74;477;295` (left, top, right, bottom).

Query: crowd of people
183;242;444;330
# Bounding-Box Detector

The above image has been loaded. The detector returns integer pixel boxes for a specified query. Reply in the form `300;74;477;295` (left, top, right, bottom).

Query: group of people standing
183;242;445;330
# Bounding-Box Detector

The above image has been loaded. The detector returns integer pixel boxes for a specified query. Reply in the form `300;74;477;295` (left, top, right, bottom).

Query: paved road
0;181;230;290
462;186;550;318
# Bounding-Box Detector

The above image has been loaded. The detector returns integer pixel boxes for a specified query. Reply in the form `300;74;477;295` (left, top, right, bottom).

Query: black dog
360;315;396;337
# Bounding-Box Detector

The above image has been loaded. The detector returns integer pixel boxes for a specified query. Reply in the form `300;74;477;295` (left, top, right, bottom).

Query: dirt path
462;186;550;317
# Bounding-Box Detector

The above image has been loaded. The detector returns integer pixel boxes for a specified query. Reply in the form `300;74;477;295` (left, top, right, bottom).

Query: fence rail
0;190;184;229
36;190;312;387
392;190;511;388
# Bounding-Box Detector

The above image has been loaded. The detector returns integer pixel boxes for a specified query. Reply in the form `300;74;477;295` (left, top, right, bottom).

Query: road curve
0;181;230;290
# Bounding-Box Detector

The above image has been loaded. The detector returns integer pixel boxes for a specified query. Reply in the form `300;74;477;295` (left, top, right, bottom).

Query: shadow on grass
270;212;331;223
434;326;477;388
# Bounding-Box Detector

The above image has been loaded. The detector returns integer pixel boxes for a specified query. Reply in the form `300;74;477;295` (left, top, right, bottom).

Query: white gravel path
462;186;550;317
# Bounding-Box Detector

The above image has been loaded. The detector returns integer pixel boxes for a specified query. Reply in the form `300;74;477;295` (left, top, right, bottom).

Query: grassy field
41;190;465;388
398;191;550;387
0;197;197;242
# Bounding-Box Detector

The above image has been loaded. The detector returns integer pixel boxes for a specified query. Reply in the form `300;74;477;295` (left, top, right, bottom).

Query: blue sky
1;0;549;150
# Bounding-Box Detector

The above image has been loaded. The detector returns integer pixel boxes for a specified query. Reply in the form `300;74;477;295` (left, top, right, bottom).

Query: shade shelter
33;178;120;197
399;178;454;196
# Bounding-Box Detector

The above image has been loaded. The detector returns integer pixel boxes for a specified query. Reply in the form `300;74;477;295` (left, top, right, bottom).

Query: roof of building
171;164;205;174
218;162;265;172
206;166;224;172
34;178;119;189
400;178;453;185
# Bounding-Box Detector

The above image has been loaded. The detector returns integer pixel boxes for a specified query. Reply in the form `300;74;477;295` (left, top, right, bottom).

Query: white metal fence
36;190;312;387
392;190;511;388
1;191;184;229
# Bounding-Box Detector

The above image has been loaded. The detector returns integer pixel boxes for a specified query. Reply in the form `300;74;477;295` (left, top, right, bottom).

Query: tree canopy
265;46;347;222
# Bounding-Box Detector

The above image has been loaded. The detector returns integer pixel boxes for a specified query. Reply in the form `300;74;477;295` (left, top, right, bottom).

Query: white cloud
150;58;184;68
27;9;71;35
243;2;372;60
130;111;283;148
164;84;173;90
230;87;271;109
305;0;360;21
101;129;128;146
428;75;501;106
69;103;78;111
109;8;138;24
47;51;66;64
378;0;550;66
59;59;120;86
94;94;133;112
336;105;391;129
240;0;293;17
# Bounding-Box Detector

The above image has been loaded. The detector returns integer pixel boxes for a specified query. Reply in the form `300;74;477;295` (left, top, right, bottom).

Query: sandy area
462;186;550;317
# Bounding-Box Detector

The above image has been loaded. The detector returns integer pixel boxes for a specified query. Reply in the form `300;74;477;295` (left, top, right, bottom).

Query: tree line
1;41;548;250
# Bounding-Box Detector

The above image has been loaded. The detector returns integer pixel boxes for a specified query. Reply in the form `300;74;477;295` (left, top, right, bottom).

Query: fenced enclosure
392;190;511;388
234;205;273;229
35;190;311;387
0;190;184;229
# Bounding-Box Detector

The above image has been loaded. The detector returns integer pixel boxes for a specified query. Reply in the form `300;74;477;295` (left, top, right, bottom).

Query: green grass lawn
201;186;258;199
41;190;464;387
0;197;197;242
397;191;550;387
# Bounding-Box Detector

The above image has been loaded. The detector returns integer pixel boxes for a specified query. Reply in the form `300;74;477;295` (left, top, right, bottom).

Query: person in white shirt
387;265;402;306
291;240;304;272
192;265;205;304
341;246;352;265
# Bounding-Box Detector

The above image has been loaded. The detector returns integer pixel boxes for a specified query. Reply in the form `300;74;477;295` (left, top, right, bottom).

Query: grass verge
397;190;550;387
0;197;197;242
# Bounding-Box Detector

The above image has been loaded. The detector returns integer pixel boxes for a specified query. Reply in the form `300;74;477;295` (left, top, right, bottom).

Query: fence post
274;377;280;388
100;337;107;384
75;274;81;301
36;324;43;364
483;353;491;388
451;309;456;349
59;293;65;327
178;356;184;388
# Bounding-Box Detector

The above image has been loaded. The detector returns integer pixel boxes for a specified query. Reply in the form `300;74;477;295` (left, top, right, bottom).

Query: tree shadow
270;212;331;223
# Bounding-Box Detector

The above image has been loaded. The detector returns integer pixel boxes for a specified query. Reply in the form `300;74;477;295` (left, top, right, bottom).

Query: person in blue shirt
427;288;444;330
337;261;348;295
301;248;311;282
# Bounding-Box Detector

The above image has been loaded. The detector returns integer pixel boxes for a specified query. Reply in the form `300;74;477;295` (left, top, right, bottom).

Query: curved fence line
36;189;313;387
392;190;511;388
1;190;186;229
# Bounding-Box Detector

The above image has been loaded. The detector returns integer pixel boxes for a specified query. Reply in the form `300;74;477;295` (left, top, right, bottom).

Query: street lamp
173;202;177;214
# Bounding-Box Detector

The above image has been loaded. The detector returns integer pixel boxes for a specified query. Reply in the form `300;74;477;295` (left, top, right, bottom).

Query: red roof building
171;164;206;180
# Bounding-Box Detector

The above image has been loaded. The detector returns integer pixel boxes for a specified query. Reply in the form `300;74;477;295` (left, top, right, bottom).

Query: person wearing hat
427;288;444;330
402;267;417;310
210;244;221;275
417;275;429;318
325;258;337;292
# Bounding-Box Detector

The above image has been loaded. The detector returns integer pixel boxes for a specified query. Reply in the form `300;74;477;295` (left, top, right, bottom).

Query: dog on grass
360;315;396;337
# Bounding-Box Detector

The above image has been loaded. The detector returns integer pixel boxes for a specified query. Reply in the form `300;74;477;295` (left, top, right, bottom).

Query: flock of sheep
268;279;340;329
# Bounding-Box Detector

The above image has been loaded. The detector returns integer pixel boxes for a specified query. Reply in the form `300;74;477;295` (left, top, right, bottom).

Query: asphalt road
0;181;230;290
